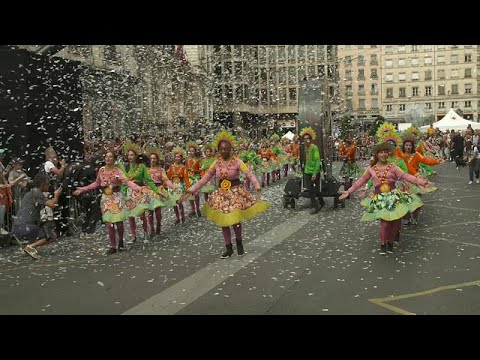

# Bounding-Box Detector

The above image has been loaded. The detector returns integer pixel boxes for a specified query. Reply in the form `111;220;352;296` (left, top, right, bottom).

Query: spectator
12;174;62;259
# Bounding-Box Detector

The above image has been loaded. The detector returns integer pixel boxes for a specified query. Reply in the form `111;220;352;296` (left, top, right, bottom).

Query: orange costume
395;148;441;177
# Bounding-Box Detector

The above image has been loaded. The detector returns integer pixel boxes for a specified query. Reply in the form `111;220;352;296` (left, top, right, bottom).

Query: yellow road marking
369;279;480;315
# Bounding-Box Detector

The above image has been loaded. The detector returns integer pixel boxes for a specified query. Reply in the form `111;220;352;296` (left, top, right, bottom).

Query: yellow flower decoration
376;122;397;141
299;127;317;141
172;146;186;158
220;179;232;191
146;147;164;161
124;142;141;156
185;141;199;152
379;130;401;147
213;130;238;150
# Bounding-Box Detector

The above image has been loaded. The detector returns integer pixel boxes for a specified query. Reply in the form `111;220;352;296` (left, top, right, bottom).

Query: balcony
370;75;378;80
357;76;365;81
357;61;365;66
370;60;378;65
370;90;379;95
358;90;366;96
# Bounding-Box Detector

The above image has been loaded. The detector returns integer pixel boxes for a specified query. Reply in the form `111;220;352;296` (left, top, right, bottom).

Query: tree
339;115;356;139
369;115;385;137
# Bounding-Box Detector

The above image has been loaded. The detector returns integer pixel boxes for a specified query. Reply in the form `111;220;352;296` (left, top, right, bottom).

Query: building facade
338;45;382;125
206;45;340;139
381;45;479;124
17;45;214;139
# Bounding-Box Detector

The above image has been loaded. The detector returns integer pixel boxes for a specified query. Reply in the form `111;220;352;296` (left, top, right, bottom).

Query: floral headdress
124;142;141;156
172;146;186;158
203;143;214;153
404;125;421;142
299;127;317;141
185;141;199;152
401;132;418;145
378;130;401;148
375;122;397;141
146;146;163;161
212;130;238;150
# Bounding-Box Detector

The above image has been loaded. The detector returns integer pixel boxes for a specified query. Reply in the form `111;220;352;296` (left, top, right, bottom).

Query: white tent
420;109;480;132
398;123;412;132
282;131;295;141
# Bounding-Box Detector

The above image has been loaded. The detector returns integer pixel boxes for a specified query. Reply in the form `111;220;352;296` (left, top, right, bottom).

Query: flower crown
401;133;418;144
172;146;186;158
299;127;317;141
378;130;401;147
376;122;397;140
124;142;141;156
185;141;199;152
212;130;238;149
146;146;164;161
404;126;420;138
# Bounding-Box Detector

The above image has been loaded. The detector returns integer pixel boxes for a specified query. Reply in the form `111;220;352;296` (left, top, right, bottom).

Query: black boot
118;239;125;251
236;239;244;256
221;244;233;259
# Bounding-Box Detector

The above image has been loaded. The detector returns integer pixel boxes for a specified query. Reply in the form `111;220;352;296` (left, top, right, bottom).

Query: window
412;87;419;96
278;87;287;105
371;98;378;109
269;88;277;105
371;45;377;48
235;85;243;103
370;54;378;65
438;45;445;50
451;69;459;78
465;101;472;108
437;55;445;64
385;59;393;68
399;72;406;81
465;84;472;94
297;46;305;62
451;84;458;94
451;54;458;64
357;55;365;65
412;71;419;81
260;89;268;105
318;65;325;78
438;102;445;109
425;56;432;64
371;83;378;95
289;87;297;101
385;46;393;54
412;58;419;66
357;45;364;49
425;86;432;96
465;54;472;62
358;69;365;80
386;88;393;98
438;85;445;95
465;68;472;78
386;73;393;82
425;70;432;80
345;69;352;80
233;45;241;57
399;46;406;52
358;84;365;95
287;45;295;63
386;105;393;112
346;85;353;96
345;55;352;65
307;45;316;61
278;46;286;64
359;99;366;109
412;45;418;52
103;45;121;65
424;45;433;51
451;101;457;108
371;68;378;79
278;67;287;85
259;46;267;64
345;45;352;50
234;61;242;80
425;103;432;110
398;58;406;67
438;69;445;79
399;87;406;98
399;104;406;111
